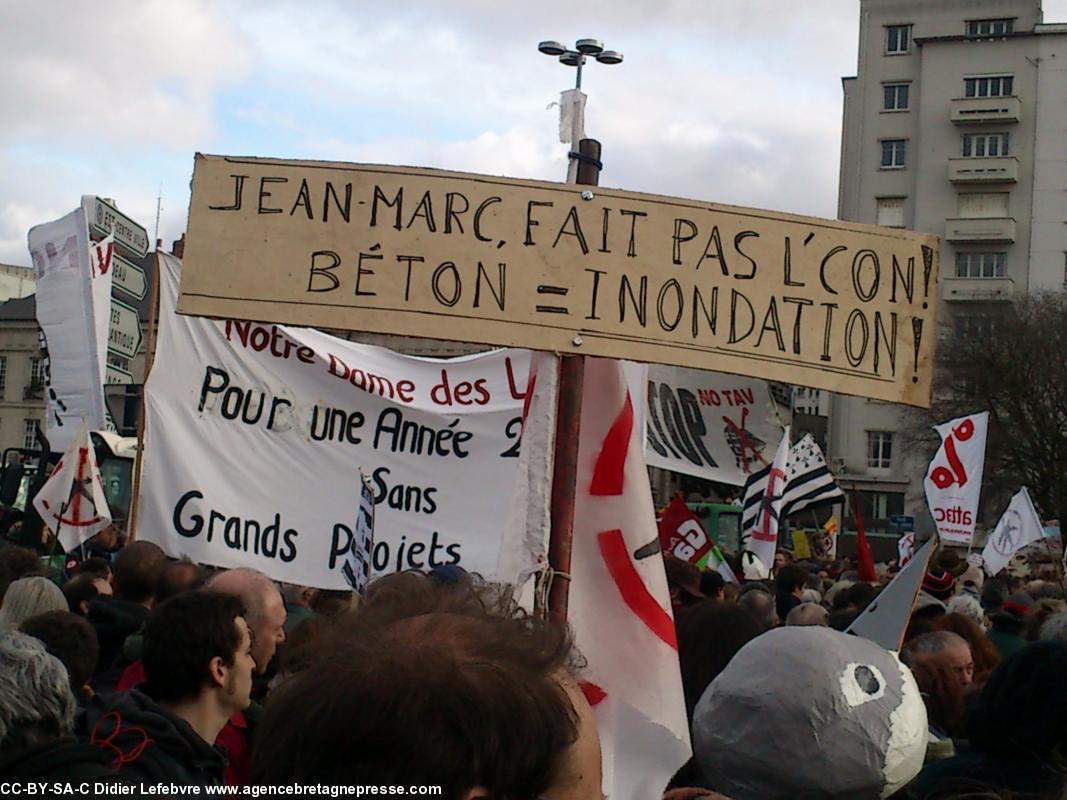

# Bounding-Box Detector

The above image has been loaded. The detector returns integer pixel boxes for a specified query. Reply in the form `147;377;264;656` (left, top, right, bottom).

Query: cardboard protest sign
138;253;531;589
179;155;939;406
644;365;784;485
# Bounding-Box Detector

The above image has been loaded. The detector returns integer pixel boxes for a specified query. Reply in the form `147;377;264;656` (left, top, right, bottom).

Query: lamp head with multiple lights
538;38;623;86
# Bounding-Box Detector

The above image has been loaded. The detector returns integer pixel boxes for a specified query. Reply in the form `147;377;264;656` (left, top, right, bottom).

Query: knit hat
1002;593;1034;617
922;568;956;600
937;549;969;578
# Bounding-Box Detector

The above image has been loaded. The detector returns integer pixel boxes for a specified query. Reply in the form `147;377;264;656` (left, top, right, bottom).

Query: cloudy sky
3;0;1067;265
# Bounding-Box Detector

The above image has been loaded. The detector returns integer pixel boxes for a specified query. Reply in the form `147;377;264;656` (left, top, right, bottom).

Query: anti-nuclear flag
32;422;112;551
568;357;691;800
658;493;737;583
982;487;1044;576
847;537;936;652
741;432;844;566
924;412;989;546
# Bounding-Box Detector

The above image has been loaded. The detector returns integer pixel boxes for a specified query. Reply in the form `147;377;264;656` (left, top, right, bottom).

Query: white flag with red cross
32;421;112;551
567;357;691;799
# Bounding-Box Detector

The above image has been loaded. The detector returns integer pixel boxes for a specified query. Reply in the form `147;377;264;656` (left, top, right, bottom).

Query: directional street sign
105;364;134;385
108;298;143;359
112;253;148;301
84;196;149;258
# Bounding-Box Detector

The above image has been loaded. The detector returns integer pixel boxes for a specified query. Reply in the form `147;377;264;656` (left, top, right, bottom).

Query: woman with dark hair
914;641;1067;798
670;600;764;789
934;613;1001;684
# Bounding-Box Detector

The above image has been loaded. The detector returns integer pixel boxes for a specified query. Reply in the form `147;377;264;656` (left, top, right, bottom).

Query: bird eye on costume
840;662;886;706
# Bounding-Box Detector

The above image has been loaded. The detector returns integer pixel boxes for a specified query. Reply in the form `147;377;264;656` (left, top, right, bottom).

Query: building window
876;197;906;228
29;357;44;388
880;139;907;168
965;75;1014;98
23;419;37;450
883;83;910;110
867;431;893;469
886;24;912;54
957;192;1009;218
967;19;1014;37
963;132;1010;158
0;356;6;398
956;251;1007;278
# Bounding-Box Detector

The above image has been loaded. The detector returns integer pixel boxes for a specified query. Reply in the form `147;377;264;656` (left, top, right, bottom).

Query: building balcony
950;95;1021;125
944;217;1016;243
948;157;1018;183
942;277;1015;302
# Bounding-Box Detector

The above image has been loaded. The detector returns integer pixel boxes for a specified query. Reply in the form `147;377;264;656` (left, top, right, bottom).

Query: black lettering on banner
372;530;461;573
645;381;678;459
473;196;501;242
355;246;381;297
691;286;718;339
210;175;248;211
695;226;729;275
891;255;915;303
500;416;522;458
258;177;287;214
373;408;471;458
290;179;313;219
852;250;880;302
307;251;341;293
783;296;814;355
845;309;870;368
733;231;760;280
371;466;438;514
820;303;838;363
728;290;755;344
584;269;605;320
395;254;424;302
431;262;461;307
672;219;698;265
323;181;352;223
619;209;646;257
406;190;437;232
755;297;785;353
444;192;469;234
553;206;589;254
820;245;846;295
473;263;506;311
874;311;898;375
656;279;684;332
619;275;648;327
172;490;298;563
370;185;403;230
524;201;553;246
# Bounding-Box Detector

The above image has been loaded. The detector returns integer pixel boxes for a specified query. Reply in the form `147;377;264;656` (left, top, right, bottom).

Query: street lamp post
538;38;623;182
535;38;622;622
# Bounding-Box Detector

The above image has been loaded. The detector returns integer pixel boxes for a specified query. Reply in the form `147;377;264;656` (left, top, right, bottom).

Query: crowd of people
2;524;1067;799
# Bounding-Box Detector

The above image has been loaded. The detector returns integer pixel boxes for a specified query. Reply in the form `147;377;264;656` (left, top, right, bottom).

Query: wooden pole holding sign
546;138;601;622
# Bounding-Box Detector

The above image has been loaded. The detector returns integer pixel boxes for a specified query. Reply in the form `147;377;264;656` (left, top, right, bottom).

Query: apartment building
833;0;1067;532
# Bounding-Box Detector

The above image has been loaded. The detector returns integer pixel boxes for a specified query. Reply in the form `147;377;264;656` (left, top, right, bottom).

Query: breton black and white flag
742;433;845;535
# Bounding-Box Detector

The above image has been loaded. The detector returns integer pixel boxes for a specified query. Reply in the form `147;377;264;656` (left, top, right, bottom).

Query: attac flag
982;487;1045;576
568;357;691;800
847;537;936;651
32;421;112;551
658;493;737;583
923;412;989;546
741;426;791;569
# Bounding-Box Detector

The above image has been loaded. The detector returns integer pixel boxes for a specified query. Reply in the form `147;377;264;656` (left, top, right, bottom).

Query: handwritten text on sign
179;155;940;406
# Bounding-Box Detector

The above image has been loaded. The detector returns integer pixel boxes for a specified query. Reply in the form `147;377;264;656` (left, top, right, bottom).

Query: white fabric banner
33;421;112;551
741;426;791;570
643;365;784;486
88;233;115;390
27;208;109;450
138;253;531;588
923;412;989;546
567;357;691;800
982;487;1044;576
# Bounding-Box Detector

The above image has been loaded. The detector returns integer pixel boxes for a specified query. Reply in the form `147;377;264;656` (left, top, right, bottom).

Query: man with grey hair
207;569;287;674
280;583;319;635
738;585;779;631
0;631;115;782
901;630;974;688
786;602;830;627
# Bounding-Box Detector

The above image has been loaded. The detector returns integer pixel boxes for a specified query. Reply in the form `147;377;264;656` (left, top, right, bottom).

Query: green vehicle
686;502;743;555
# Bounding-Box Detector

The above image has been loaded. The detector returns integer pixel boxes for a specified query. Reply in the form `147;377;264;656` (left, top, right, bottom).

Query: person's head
946;594;985;628
1024;598;1067;642
206;568;286;673
968;641;1067;760
922;569;956;602
827;607;860;631
19;611;99;699
775;564;808;598
0;545;43;600
676;600;763;720
773;550;792;574
722;582;741;603
699;570;726;601
902;630;974;688
142;592;253;717
663;554;705;610
0;630;76;760
111;541;166;606
909;658;965;739
786;602;830;627
62;574;108;616
155;560;205;604
845;582;879;611
251;573;599;800
826;580;856;610
74;556;112;581
933;613;1000;683
281;583;322;611
981;579;1007;613
0;577;66;630
88;524;120;552
1040;611;1067;643
738;586;778;630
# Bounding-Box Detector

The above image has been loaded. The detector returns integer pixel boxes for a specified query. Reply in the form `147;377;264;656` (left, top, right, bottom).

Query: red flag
852;488;878;582
657;493;713;565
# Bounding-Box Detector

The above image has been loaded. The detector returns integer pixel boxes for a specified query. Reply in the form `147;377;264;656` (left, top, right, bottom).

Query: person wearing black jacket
82;592;255;788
